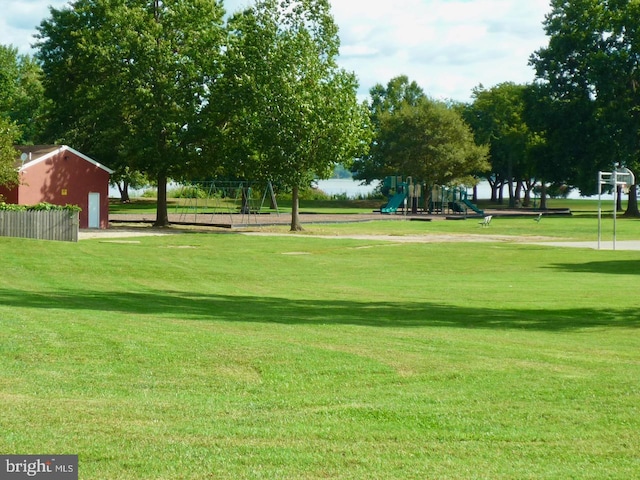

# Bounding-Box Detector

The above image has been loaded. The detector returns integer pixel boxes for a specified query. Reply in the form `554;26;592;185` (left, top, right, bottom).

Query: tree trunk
623;184;640;217
514;181;523;208
154;173;170;227
290;184;303;231
489;178;497;202
617;184;623;211
523;182;532;207
117;180;130;203
539;182;548;210
507;179;516;208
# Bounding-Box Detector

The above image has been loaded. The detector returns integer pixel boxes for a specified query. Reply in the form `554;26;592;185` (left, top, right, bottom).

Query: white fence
0;210;79;242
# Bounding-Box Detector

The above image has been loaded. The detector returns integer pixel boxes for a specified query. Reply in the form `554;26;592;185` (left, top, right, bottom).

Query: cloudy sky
1;0;552;102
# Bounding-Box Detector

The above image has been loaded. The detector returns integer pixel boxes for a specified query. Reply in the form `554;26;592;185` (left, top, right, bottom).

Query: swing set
174;181;279;225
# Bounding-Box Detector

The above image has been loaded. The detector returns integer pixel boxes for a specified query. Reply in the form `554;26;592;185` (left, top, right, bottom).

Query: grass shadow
1;288;638;331
548;260;640;275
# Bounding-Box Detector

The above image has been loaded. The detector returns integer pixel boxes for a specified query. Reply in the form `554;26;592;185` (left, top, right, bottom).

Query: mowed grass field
1;215;640;479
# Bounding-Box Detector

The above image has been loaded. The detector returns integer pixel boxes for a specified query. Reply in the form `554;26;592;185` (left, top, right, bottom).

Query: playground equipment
380;176;409;213
430;185;484;215
380;175;483;216
597;167;635;250
174;181;278;225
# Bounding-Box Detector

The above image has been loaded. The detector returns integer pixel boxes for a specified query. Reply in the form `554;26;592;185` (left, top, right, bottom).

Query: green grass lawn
1;219;640;478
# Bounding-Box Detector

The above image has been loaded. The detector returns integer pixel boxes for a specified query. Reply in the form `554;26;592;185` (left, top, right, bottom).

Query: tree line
1;0;639;230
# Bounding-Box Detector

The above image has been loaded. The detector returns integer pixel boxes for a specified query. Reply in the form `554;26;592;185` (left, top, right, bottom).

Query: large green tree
352;75;426;183
0;45;46;144
354;76;488;196
464;83;535;207
531;0;640;215
377;97;489;203
0;118;20;188
36;0;226;225
218;0;370;231
522;82;602;208
0;45;40;191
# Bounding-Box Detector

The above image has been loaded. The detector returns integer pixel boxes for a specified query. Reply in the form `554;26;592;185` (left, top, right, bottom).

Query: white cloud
0;0;63;51
334;0;550;100
2;0;552;102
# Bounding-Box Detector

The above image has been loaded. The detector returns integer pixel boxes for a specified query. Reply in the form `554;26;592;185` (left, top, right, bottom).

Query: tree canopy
381;97;489;188
352;75;425;183
354;76;488;192
218;0;371;230
0;118;20;188
0;45;38;189
0;45;46;144
463;83;536;206
530;0;640;213
36;0;226;225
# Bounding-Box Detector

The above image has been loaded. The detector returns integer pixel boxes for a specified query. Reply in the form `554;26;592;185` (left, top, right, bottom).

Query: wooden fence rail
0;210;79;242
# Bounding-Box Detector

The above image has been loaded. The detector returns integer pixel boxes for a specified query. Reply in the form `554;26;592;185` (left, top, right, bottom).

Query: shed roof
15;145;114;174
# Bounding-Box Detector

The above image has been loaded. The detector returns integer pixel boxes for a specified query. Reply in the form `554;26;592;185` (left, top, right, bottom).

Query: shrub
0;202;81;212
168;185;208;199
283;187;331;201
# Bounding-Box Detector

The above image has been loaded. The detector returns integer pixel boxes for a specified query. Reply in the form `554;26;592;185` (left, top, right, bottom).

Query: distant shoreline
109;178;617;201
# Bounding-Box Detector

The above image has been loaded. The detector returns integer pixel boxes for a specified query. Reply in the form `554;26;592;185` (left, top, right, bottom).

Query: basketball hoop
614;167;634;188
597;167;635;250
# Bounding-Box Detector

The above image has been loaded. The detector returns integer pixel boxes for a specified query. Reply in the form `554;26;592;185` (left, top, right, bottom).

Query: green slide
462;198;484;215
381;192;407;213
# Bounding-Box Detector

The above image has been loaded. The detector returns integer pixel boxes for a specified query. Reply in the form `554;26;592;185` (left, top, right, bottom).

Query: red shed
0;145;114;229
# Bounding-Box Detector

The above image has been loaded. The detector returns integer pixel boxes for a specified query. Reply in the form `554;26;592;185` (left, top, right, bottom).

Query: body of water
314;178;380;198
314;178;614;200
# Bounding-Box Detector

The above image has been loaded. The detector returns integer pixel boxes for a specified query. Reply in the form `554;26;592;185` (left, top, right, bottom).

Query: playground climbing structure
380;176;483;216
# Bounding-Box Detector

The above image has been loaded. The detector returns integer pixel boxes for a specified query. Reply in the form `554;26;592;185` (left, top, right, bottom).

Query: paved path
528;240;640;251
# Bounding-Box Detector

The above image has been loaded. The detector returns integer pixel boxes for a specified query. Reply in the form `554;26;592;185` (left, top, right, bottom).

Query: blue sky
2;0;552;102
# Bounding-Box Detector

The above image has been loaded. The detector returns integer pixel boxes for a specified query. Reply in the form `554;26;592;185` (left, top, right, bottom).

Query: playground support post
404;176;410;217
597;167;635;250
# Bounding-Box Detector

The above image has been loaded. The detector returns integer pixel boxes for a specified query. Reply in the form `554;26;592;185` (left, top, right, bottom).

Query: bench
479;215;492;227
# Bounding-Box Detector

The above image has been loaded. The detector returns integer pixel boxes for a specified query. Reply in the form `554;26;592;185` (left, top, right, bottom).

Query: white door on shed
88;192;100;228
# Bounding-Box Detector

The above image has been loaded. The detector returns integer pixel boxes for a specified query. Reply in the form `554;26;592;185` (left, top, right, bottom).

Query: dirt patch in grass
240;231;558;244
81;225;557;245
